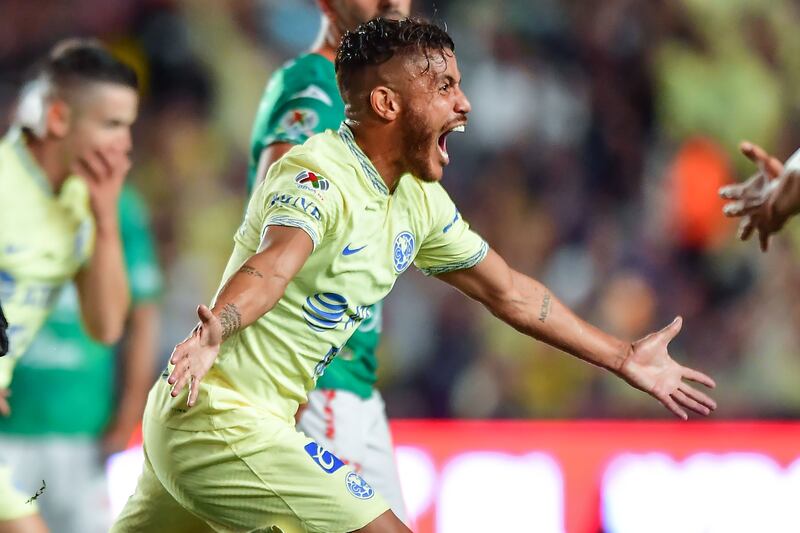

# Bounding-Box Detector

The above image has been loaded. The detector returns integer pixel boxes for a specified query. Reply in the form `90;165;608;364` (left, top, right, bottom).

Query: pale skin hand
167;225;313;406
73;147;131;343
719;141;800;252
0;388;9;417
439;249;717;419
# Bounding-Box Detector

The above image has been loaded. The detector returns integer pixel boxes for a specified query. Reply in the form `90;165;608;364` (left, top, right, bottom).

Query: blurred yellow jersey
0;128;94;387
155;124;487;430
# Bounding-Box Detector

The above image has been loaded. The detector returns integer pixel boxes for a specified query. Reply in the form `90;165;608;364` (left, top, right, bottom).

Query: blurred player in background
720;141;800;250
115;18;716;533
0;39;136;533
248;0;411;522
0;182;162;533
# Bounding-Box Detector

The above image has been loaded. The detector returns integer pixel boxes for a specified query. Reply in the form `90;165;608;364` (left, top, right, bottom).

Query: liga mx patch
345;471;375;500
295;170;330;193
304;442;345;474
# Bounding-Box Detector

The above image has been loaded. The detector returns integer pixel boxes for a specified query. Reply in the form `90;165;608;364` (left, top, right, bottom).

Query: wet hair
16;38;138;136
335;17;454;105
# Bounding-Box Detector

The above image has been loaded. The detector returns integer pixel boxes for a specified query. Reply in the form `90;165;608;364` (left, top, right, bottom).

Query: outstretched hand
719;141;785;251
619;317;716;420
167;305;223;407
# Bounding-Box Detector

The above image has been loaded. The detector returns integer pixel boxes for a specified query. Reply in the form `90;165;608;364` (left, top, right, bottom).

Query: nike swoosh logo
342;243;367;256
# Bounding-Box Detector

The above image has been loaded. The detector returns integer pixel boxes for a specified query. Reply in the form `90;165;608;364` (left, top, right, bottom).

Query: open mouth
437;124;466;165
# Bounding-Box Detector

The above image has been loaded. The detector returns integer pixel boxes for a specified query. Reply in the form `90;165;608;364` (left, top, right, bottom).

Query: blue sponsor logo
392;231;415;273
345;471;375;500
302;293;371;332
303;293;348;331
342;243;367;256
304;442;345;474
269;193;322;221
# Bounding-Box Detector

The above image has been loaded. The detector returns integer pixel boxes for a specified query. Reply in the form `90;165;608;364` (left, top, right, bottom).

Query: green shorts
112;381;388;533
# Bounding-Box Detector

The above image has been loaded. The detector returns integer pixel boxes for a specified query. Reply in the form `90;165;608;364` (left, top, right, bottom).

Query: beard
400;106;440;182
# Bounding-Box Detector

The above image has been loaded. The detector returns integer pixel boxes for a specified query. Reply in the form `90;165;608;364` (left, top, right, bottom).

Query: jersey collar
7;127;52;195
338;123;390;197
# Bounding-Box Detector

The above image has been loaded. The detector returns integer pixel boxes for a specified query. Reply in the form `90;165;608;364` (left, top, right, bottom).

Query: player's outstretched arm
168;225;313;406
74;148;131;343
437;249;717;419
719;141;800;251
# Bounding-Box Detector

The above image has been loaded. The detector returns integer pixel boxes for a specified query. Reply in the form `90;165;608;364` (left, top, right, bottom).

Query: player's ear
369;86;400;122
46;98;71;138
317;0;334;19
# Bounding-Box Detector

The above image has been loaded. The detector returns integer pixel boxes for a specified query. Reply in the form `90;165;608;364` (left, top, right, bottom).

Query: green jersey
154;125;487;431
0;185;162;436
248;53;378;398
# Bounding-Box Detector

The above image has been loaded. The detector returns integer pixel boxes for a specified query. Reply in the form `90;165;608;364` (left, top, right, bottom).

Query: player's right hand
719;141;785;251
73;147;130;227
167;305;223;407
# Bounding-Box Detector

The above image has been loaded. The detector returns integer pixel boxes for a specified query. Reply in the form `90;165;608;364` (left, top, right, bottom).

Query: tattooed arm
167;225;313;404
437;248;716;419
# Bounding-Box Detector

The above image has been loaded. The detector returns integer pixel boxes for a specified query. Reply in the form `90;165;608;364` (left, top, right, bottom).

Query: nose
454;87;471;116
119;129;132;153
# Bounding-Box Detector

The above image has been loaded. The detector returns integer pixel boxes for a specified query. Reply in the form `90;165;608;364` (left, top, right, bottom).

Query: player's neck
349;123;404;193
310;20;338;63
23;131;71;193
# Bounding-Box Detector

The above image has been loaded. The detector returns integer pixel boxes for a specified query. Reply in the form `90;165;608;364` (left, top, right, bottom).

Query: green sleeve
118;185;163;303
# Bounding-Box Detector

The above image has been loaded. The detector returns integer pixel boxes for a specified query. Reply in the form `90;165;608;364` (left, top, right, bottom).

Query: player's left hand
618;317;717;420
0;388;10;417
74;147;130;229
167;304;223;407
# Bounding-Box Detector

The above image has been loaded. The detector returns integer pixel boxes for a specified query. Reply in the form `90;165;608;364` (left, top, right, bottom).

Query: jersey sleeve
118;186;163;303
414;183;489;276
249;155;342;250
257;86;342;149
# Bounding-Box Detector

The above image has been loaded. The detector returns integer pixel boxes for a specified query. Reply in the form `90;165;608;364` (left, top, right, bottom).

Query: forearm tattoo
538;292;552;323
219;303;242;339
238;265;264;278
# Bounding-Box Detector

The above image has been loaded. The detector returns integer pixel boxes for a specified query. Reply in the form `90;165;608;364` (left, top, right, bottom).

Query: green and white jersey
0;128;94;388
248;53;378;398
0;185;162;436
157;125;488;430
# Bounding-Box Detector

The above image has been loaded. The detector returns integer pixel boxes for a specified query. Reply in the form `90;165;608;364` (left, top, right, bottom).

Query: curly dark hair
335;17;454;103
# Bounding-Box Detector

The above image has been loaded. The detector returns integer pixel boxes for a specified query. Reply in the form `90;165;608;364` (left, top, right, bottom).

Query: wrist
612;342;635;377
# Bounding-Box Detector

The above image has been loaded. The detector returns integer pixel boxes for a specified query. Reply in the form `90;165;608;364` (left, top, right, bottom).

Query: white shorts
296;389;407;524
0;435;110;533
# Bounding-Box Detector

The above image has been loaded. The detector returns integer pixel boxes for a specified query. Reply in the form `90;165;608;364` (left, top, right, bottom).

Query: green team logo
278;108;319;141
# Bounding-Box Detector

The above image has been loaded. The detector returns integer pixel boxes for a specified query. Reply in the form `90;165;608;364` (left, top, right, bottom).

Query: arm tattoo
219;303;242;339
538;292;552;323
238;265;264;278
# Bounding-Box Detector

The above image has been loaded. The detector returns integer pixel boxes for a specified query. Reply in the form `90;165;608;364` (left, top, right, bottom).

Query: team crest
279;108;319;141
392;231;415;273
345;471;375;500
294;170;330;195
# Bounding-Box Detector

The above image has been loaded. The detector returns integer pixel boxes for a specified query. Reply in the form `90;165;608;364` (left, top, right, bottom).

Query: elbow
85;317;126;345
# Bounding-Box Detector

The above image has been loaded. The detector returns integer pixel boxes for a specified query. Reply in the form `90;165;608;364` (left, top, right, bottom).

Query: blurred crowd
3;0;800;420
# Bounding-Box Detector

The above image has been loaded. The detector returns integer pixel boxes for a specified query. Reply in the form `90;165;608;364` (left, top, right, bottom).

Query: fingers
673;389;711;416
188;376;200;407
682;367;716;389
198;304;214;324
740;141;783;177
759;227;771;252
722;198;766;218
75;150;112;183
658;391;688;420
660;316;683;343
738;217;755;241
679;382;717;411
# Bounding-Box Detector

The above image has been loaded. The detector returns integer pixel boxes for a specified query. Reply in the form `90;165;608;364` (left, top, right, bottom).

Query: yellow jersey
0;128;94;387
155;124;487;430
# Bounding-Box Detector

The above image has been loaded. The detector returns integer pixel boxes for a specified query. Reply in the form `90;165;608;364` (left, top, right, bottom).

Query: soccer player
720;141;800;251
248;0;411;521
0;181;162;533
0;39;137;533
114;18;716;533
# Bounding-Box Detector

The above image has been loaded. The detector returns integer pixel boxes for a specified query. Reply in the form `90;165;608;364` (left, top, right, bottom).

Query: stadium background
3;0;800;531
